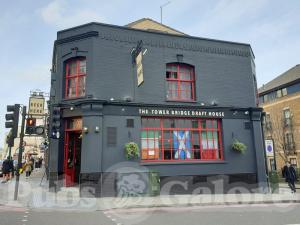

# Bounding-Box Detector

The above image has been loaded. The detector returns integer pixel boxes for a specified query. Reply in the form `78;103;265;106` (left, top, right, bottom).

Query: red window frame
65;57;86;98
141;117;223;162
166;63;195;101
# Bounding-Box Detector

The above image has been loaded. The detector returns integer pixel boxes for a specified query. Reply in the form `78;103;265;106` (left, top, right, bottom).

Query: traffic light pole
8;146;12;159
14;106;26;201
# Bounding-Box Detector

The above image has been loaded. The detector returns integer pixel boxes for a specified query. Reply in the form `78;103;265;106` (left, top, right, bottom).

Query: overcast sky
1;0;299;148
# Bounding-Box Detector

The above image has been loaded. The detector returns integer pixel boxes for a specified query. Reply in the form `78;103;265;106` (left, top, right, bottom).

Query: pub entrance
64;118;82;187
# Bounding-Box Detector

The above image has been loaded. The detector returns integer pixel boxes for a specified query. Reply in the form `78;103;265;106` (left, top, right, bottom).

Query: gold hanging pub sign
136;51;144;86
132;40;144;87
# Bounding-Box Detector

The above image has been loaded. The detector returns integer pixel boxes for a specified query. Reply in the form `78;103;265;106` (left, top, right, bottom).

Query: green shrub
268;171;279;193
231;139;247;154
124;142;139;160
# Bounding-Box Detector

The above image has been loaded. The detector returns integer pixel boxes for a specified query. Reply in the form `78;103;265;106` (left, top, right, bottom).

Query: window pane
207;131;214;148
167;81;178;91
276;90;282;98
68;61;77;75
173;130;192;160
167;71;177;79
167;81;178;99
141;118;160;128
78;76;86;96
213;131;219;149
180;82;192;91
66;118;82;130
212;120;218;129
163;119;175;128
282;88;287;96
180;90;192;100
192;131;200;159
175;119;192;128
192;120;198;128
79;60;86;74
201;131;208;149
179;72;191;80
200;120;206;129
67;78;76;97
167;65;177;72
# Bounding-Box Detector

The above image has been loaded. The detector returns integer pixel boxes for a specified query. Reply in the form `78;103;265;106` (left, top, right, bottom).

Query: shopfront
48;19;268;196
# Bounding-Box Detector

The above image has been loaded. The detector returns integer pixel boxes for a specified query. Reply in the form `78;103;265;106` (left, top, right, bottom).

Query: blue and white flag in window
173;131;191;159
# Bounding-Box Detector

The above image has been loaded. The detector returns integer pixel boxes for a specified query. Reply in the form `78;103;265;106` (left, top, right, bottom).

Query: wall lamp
211;100;218;106
95;126;100;133
83;126;89;133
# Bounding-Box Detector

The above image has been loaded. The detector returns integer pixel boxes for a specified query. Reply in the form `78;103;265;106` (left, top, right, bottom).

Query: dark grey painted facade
48;22;267;196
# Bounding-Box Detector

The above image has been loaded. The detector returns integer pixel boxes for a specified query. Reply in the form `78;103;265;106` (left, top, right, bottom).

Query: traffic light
5;104;20;138
51;107;61;138
25;118;36;135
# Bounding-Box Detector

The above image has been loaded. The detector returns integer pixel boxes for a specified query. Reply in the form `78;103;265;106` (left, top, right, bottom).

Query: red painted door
64;131;81;187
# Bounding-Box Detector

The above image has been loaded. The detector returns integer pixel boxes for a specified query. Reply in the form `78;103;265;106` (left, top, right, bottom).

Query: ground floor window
141;117;223;161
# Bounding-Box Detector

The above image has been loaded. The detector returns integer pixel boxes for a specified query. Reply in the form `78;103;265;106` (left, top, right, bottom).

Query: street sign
29;96;45;117
265;139;274;157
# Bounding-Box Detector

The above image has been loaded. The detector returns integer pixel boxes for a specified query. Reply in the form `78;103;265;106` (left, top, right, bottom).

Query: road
0;203;300;225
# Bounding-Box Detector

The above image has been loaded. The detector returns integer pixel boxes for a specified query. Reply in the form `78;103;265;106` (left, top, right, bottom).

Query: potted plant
231;139;247;154
124;142;140;160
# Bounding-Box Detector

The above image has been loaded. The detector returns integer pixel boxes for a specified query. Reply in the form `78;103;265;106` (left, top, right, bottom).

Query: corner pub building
48;18;267;197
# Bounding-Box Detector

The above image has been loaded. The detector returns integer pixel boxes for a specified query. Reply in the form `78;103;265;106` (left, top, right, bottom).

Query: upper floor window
284;132;295;150
65;57;86;98
283;108;292;127
276;89;282;98
166;63;195;101
282;88;287;96
264;113;272;131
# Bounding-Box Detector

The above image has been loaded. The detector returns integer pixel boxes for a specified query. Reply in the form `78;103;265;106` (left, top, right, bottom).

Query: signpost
265;139;277;171
265;139;274;157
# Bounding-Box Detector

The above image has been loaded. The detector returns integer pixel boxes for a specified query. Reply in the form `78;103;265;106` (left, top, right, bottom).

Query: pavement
0;168;300;212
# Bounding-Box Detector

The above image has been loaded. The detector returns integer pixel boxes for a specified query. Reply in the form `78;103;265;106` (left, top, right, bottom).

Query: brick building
259;65;300;171
48;19;267;196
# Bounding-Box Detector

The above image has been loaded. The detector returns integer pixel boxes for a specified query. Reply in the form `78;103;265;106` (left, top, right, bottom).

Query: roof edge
258;77;300;96
258;64;300;94
57;21;252;49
